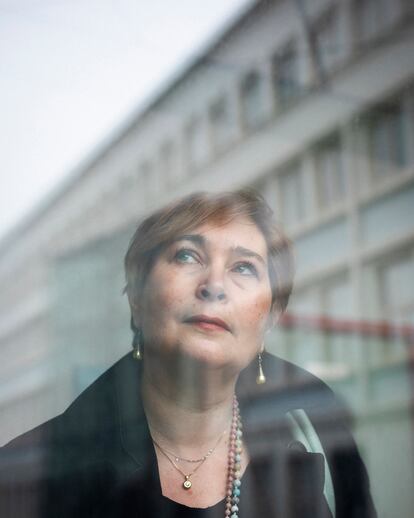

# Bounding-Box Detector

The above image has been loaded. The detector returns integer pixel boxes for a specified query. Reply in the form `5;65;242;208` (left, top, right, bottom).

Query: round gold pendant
183;478;192;489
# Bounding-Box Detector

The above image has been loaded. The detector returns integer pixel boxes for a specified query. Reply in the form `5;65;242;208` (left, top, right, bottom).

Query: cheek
146;287;174;319
240;290;272;334
141;287;178;346
144;277;186;324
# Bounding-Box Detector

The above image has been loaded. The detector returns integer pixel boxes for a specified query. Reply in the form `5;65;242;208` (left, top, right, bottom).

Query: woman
0;190;376;517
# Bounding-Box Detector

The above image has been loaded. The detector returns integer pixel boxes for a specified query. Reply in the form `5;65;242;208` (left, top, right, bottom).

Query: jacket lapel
110;353;330;518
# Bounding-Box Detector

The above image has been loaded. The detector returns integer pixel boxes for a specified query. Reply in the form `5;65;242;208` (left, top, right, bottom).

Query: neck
141;351;238;454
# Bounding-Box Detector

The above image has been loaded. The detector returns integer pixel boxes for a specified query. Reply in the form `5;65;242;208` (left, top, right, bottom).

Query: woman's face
135;216;273;373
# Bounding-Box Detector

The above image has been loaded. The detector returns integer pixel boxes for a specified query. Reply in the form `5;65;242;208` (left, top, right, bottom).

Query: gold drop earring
256;351;266;384
130;315;142;360
132;330;142;360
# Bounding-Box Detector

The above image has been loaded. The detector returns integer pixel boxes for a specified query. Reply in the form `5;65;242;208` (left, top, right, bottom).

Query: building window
323;275;353;319
185;117;209;170
367;101;408;180
403;0;414;17
251;175;278;214
315;135;347;210
209;94;235;153
279;163;306;228
240;71;266;130
314;7;344;76
272;44;301;109
380;252;414;325
353;0;402;46
289;287;321;318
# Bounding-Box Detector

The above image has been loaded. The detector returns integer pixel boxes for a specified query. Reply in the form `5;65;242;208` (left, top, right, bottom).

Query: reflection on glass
1;1;414;516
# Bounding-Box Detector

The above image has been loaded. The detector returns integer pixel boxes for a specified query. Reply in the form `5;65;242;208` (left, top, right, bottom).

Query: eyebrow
173;234;205;246
172;235;266;266
232;246;266;266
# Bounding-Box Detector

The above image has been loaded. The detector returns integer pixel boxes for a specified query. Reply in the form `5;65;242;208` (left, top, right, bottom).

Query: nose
196;284;227;301
196;269;227;302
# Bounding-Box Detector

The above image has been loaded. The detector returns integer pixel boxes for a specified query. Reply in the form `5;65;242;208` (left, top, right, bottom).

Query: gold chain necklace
152;429;226;490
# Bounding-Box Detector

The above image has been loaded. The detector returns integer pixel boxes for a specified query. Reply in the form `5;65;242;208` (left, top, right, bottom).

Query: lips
184;315;231;332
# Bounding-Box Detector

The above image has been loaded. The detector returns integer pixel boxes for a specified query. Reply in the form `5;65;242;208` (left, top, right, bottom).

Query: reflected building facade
0;0;413;516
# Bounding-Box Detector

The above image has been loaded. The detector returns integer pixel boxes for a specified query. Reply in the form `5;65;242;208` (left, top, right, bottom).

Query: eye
233;261;258;277
174;248;200;264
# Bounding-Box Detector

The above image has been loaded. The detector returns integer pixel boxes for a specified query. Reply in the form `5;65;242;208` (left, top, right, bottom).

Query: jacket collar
110;353;326;515
112;352;320;465
113;355;153;470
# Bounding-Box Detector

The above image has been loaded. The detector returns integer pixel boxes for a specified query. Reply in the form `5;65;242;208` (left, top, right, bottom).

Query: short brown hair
124;189;294;315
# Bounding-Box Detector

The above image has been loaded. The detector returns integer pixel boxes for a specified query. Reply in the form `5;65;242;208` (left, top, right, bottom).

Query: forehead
177;216;268;255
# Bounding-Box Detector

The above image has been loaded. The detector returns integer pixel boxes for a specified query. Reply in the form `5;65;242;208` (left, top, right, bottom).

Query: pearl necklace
225;396;243;518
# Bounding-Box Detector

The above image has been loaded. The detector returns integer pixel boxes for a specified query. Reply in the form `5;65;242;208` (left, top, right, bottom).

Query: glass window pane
186;118;209;169
315;8;343;74
279;164;305;228
240;71;266;129
316;135;347;208
272;45;301;108
382;255;414;324
354;0;379;43
368;102;407;179
324;276;353;319
289;288;321;318
354;0;402;44
210;95;235;152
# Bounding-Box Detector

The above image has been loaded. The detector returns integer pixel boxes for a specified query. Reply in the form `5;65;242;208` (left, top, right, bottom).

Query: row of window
354;0;410;48
117;0;410;203
275;252;412;382
255;88;414;230
379;250;414;326
290;245;414;326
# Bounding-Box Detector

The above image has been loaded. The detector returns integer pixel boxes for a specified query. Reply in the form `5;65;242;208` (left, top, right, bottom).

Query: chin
180;340;249;375
177;338;234;369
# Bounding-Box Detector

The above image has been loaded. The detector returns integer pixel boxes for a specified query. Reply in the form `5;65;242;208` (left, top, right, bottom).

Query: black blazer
0;352;376;518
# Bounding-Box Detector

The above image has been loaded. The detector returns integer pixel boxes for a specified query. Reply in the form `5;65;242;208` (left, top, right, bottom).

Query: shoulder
0;354;140;518
241;353;377;517
0;353;135;457
56;353;140;435
239;352;344;414
240;351;357;448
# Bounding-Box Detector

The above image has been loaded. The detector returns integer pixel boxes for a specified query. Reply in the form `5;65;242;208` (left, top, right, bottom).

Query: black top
0;352;376;518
